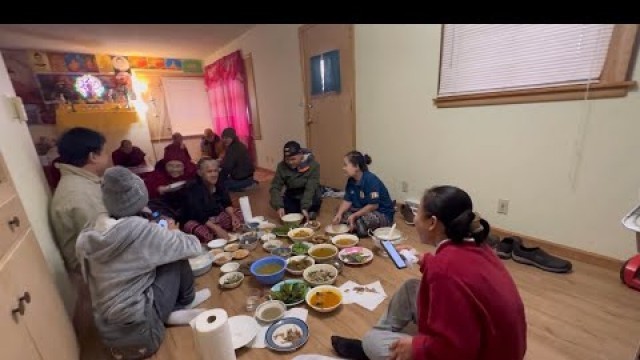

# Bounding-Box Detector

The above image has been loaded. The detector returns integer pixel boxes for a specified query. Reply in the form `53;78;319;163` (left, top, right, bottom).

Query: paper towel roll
239;196;253;224
191;309;236;360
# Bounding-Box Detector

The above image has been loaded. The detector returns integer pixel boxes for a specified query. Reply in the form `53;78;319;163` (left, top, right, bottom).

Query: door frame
298;24;357;151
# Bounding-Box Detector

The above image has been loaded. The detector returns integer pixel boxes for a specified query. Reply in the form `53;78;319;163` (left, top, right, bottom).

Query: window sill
433;81;636;108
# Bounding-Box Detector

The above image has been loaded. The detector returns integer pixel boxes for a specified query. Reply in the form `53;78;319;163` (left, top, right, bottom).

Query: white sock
166;308;206;325
186;288;211;309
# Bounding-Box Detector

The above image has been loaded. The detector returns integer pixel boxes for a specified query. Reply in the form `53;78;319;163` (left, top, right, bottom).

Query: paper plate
228;315;259;349
265;317;309;352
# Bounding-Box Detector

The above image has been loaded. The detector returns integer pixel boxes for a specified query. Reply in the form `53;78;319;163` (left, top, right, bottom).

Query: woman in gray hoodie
76;166;210;360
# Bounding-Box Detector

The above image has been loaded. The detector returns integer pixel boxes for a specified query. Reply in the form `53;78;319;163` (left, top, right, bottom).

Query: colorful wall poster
164;58;182;71
36;74;118;104
111;56;130;72
47;52;67;72
64;53;99;72
128;56;148;69
147;57;165;69
182;59;203;73
28;50;51;72
96;54;114;73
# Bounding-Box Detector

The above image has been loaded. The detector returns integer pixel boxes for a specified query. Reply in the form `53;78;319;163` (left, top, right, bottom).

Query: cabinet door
0;251;42;360
3;230;78;360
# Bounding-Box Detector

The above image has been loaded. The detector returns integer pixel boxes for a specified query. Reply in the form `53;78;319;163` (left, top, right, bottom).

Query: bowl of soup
305;285;343;313
250;256;287;285
308;244;339;262
331;234;359;249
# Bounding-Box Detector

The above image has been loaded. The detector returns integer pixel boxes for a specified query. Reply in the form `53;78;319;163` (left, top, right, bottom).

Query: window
162;77;212;136
435;24;638;108
310;50;341;95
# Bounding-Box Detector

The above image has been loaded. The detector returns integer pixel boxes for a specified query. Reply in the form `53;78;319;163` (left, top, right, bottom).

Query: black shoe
512;242;573;273
496;236;521;259
331;335;369;360
400;204;415;225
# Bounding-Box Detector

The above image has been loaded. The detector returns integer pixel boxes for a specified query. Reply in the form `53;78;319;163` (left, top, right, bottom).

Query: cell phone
381;240;407;269
152;211;161;220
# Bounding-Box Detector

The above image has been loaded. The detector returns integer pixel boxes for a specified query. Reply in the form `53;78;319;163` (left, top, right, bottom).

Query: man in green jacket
270;141;322;220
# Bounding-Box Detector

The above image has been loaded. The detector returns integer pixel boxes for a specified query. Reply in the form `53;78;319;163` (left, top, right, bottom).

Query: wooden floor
80;175;640;360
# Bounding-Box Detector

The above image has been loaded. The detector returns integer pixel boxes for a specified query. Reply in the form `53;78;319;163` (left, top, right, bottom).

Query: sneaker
512;242;573;273
400;203;415;225
496;236;521;259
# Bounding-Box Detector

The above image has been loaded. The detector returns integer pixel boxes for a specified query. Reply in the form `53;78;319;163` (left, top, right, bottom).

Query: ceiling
0;24;255;59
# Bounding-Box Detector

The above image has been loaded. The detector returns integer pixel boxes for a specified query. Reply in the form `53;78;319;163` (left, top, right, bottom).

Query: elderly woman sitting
143;153;197;218
180;157;244;243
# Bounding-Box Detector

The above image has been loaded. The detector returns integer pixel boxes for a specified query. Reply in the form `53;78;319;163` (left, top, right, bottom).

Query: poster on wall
182;59;203;73
164;58;182;71
47;52;67;72
28;50;51;72
96;54;114;73
64;53;99;72
1;50;56;124
147;57;166;70
128;56;148;69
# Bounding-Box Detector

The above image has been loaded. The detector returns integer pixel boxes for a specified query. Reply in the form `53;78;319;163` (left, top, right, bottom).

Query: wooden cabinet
0;153;78;360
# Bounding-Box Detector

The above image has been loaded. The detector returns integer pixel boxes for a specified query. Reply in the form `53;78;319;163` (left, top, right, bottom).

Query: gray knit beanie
102;166;149;218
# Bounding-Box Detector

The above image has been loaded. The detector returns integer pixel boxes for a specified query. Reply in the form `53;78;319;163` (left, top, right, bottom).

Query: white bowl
281;213;304;225
305;285;343;313
188;252;213;277
207;238;228;249
303;263;338;286
288;227;315;242
308;244;339;263
261;233;277;242
371;227;406;250
213;252;233;266
263;239;284;252
220;262;240;274
219;271;244;289
331;234;360;249
286;255;315;276
254;300;286;323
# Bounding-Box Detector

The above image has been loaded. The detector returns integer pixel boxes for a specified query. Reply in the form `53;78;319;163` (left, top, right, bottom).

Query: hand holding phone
382;240;408;269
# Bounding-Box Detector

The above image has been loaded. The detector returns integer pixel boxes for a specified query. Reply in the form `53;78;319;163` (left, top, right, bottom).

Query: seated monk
144;153;197;218
112;140;147;168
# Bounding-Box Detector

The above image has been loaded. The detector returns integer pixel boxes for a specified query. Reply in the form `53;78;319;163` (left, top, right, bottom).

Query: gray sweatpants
362;279;420;360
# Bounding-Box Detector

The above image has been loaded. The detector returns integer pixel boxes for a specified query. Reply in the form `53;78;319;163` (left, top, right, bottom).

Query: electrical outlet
497;199;509;215
401;181;409;193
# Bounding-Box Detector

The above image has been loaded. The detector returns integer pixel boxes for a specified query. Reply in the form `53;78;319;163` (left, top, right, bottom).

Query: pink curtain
204;50;256;163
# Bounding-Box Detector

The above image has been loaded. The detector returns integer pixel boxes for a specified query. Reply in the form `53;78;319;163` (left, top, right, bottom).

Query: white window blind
439;24;615;96
162;77;212;136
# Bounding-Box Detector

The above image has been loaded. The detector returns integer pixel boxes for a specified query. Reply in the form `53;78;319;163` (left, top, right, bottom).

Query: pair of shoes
496;236;573;273
331;335;369;360
400;203;415;225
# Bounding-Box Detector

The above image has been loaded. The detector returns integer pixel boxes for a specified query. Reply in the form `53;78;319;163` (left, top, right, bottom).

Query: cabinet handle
7;216;20;231
10;292;30;323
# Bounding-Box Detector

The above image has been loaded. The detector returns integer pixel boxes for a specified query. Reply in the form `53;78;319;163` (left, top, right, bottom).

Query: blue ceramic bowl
250;256;287;285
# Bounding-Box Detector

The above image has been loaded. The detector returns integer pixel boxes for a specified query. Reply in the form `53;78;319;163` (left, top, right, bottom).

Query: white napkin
248;307;309;349
339;280;387;311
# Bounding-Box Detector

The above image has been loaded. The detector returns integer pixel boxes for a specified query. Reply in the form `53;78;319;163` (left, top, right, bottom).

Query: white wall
354;24;640;260
204;24;306;170
0;53;74;312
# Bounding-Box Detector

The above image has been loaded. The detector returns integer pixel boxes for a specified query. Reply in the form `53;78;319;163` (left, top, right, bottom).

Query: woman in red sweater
332;185;527;360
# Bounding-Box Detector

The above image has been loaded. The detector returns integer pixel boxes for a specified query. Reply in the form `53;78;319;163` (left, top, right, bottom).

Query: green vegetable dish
270;281;309;305
274;225;295;237
291;242;310;255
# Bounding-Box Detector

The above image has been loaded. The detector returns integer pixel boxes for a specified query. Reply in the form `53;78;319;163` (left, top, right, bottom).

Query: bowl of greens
290;242;312;256
269;279;310;307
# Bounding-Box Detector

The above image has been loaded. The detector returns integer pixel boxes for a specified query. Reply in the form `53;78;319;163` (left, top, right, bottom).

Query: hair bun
364;154;372;165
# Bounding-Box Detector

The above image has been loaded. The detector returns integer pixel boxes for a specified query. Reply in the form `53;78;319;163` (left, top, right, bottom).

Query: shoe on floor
400;203;415;225
331;335;369;360
512;242;573;273
496;236;522;259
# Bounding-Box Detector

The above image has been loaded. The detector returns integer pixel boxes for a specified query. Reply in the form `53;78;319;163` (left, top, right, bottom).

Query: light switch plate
5;95;28;122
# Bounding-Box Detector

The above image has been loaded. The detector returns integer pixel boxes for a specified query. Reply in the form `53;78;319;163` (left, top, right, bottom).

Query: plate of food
265;317;309;352
286;255;315;275
338;247;374;265
273;225;294;237
270;279;309;307
290;242;312;256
